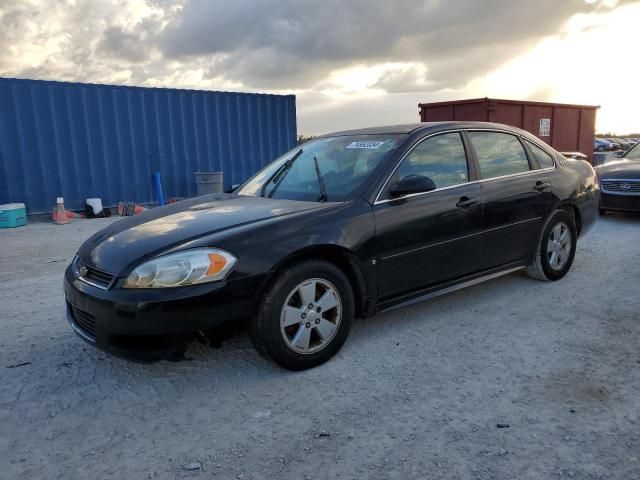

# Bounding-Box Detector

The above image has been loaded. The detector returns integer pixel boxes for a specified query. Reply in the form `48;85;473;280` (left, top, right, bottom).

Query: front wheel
249;260;354;370
526;210;577;281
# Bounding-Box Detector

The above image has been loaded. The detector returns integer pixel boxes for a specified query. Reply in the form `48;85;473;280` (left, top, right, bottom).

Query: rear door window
526;140;555;169
468;132;531;179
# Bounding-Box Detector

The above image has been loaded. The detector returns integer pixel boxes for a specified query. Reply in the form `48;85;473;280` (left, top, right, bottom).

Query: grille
601;180;640;195
77;261;114;288
84;266;113;286
69;303;97;339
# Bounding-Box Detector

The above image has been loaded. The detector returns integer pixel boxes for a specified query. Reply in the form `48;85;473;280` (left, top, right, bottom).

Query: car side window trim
375;180;481;205
374;130;474;205
477;168;544;184
374;128;557;204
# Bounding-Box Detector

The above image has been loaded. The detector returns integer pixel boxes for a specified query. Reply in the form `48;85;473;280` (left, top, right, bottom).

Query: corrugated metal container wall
0;78;297;214
419;98;598;163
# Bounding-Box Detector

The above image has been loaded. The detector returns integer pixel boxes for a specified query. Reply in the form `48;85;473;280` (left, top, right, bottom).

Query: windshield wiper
313;156;328;202
260;149;303;197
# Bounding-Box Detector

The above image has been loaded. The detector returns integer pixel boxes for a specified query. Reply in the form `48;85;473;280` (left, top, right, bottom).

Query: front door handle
456;196;477;208
533;181;551;192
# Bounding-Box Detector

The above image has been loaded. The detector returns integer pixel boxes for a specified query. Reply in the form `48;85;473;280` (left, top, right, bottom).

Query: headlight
123;249;237;288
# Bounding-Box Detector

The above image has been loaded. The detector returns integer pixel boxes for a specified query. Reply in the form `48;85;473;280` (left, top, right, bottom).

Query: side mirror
389;174;437;196
614;151;625;158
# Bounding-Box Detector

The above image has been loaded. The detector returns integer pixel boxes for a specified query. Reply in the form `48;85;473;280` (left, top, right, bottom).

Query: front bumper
64;265;265;360
600;192;640;212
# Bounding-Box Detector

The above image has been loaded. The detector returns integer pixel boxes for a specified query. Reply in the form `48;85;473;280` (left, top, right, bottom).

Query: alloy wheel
547;221;572;271
280;278;342;354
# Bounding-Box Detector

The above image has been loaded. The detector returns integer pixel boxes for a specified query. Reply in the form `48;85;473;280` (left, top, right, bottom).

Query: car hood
78;194;330;274
596;160;640;179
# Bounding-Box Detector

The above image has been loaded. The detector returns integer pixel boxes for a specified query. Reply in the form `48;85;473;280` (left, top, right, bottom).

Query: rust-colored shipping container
418;98;599;162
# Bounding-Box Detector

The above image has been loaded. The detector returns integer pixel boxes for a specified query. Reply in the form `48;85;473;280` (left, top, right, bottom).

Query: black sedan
597;141;640;213
64;122;599;370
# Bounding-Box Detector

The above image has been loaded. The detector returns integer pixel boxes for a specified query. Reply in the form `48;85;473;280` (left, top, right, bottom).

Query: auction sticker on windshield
346;141;387;150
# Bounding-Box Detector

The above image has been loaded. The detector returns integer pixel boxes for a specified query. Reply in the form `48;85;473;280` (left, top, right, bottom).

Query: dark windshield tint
237;135;402;201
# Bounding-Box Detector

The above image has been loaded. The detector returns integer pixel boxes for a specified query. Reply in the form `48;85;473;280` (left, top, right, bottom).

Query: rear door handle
456;196;477;208
534;181;551;192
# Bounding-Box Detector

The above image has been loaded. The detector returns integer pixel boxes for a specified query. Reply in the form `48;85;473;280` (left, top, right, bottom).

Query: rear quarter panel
549;157;599;236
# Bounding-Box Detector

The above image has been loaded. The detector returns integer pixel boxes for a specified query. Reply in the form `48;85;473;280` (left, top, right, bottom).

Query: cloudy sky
1;0;639;134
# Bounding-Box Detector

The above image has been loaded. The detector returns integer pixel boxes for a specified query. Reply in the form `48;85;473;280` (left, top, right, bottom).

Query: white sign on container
539;118;551;137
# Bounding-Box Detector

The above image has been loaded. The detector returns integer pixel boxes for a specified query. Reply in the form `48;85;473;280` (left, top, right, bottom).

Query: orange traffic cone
53;210;85;221
53;197;71;225
118;201;146;216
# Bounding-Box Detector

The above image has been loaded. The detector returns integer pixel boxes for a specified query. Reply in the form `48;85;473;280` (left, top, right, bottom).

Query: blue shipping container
0;77;297;214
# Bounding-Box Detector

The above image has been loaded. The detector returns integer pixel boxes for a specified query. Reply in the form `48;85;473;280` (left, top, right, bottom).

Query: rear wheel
527;210;577;281
249;260;354;370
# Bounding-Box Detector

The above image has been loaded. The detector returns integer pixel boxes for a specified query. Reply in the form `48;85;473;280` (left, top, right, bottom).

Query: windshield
237;135;402;201
624;142;640;161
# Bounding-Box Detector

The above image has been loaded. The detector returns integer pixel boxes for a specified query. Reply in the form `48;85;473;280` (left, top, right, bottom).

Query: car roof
320;121;528;137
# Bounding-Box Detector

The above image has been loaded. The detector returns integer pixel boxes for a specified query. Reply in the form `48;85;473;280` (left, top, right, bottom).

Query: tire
597;145;605;152
526;210;577;281
249;260;354;370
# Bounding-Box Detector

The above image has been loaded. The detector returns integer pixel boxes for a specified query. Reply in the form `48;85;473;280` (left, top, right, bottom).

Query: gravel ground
1;214;639;480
